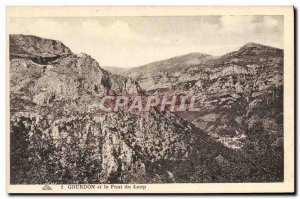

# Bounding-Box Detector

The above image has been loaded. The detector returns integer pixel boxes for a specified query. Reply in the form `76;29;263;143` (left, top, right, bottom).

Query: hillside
102;66;130;76
9;35;272;184
107;42;284;181
128;53;212;76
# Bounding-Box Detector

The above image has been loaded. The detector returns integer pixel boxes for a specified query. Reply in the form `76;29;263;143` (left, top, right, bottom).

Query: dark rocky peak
220;42;283;60
240;42;281;51
241;42;267;49
229;42;283;58
9;34;72;63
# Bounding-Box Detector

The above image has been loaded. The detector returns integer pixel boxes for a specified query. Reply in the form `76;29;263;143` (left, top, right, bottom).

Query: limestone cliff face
11;35;264;184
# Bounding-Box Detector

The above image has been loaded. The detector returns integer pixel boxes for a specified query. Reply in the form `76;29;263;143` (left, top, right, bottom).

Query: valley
10;34;284;184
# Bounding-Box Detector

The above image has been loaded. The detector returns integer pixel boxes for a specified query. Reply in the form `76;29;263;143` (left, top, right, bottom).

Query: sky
9;16;283;67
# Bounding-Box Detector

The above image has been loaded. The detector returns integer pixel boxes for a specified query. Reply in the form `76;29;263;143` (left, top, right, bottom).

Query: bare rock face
10;39;142;107
11;34;265;184
10;34;72;60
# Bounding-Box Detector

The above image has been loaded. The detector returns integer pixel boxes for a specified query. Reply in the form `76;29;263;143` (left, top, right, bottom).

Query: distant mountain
104;53;212;79
110;53;211;91
102;66;131;76
10;35;268;184
107;42;284;181
220;42;283;60
129;53;212;76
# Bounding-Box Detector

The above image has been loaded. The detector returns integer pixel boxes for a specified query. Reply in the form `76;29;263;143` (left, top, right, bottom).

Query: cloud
80;20;144;44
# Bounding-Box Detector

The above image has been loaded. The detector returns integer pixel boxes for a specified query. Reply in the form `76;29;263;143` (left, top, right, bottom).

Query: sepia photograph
6;6;294;194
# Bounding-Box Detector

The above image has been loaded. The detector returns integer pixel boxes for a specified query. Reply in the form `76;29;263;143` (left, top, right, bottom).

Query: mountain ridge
104;42;282;74
106;39;284;182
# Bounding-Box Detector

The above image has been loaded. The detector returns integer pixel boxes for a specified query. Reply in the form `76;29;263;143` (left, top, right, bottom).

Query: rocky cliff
10;35;271;184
